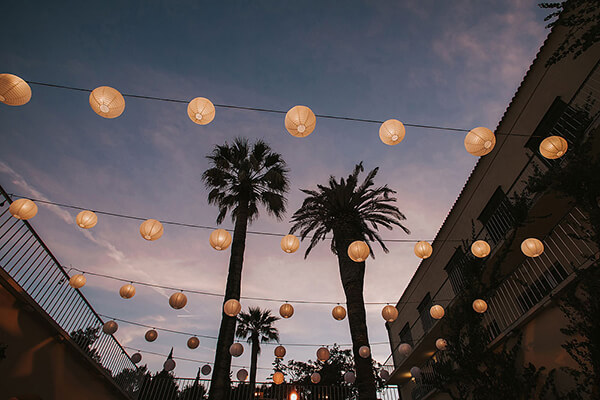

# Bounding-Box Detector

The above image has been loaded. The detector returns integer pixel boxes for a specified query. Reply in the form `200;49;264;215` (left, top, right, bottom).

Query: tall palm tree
236;307;280;388
289;162;409;400
202;138;289;400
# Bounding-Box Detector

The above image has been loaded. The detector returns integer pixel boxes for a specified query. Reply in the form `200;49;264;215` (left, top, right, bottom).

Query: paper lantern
169;292;187;309
521;238;544;257
230;343;244;357
76;210;98;229
201;364;212;375
164;359;176;372
89;86;125;118
344;371;355;384
471;240;491;258
0;73;32;105
281;234;300;253
237;369;248;381
139;219;163;241
145;329;158;342
187;97;216;125
347;240;370;262
410;366;421;379
381;305;398;322
359;346;371;358
380;370;390;380
69;274;86;289
285;105;316;137
273;371;285;385
279;303;294;319
332;305;346;321
316;347;330;362
464;127;496;156
274;345;286;358
119;284;136;299
379;119;406;146
435;338;448;351
540;136;568;159
187;336;200;349
131;352;142;364
472;299;488;313
399;343;412;356
311;372;321;384
414;241;433;259
209;229;232;250
9;199;38;220
102;320;118;335
430;305;445;320
224;299;242;317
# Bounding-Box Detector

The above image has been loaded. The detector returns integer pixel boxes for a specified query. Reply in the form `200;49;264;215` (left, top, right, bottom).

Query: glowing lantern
332;305;346;321
472;299;488;313
316;347;330;362
0;73;32;105
76;210;98;229
201;364;212;375
274;345;286;358
279;303;294;319
382;305;398;322
540;136;568;159
281;234;300;253
230;343;244;357
119;284;136;299
237;369;248;381
273;371;285;385
187;336;200;349
9;199;38;220
210;229;232;250
471;240;491;258
359;346;371;358
344;371;355;384
311;372;321;384
224;299;242;317
399;343;412;356
435;338;448;351
102;320;118;335
131;353;142;364
285;105;316;137
145;329;158;342
464;127;496;156
89;86;125;118
164;359;176;372
410;366;421;379
347;240;370;262
380;370;390;380
521;238;544;257
430;305;445;320
379;119;406;146
169;292;187;309
187;97;216;125
139;219;163;241
69;274;86;289
414;241;433;259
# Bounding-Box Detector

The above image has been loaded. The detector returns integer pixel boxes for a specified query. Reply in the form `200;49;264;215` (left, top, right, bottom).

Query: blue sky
1;0;548;380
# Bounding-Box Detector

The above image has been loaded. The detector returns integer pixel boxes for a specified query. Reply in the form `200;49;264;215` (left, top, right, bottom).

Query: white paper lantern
201;364;212;375
164;359;176;372
359;346;371;358
281;234;300;253
285;105;316;137
539;136;568;159
131;352;142;364
311;372;321;384
210;229;232;250
169;292;187;309
435;338;448;351
187;336;200;349
224;299;242;317
102;320;118;335
332;305;347;321
382;305;398;322
316;347;330;362
119;284;136;299
410;366;421;379
430;305;445;320
273;371;285;385
69;274;87;289
237;369;248;381
521;238;544;257
347;240;370;262
472;299;488;313
279;303;294;318
9;199;38;220
76;210;98;229
274;345;286;358
471;240;491;258
230;343;244;357
187;97;216;125
414;241;433;259
139;219;163;241
145;329;158;342
380;370;390;380
379;119;406;146
89;86;125;118
464;127;496;156
0;73;32;105
344;371;356;384
398;343;412;356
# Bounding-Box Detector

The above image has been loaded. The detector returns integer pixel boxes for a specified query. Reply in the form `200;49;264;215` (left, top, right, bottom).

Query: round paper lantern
410;366;421;379
274;345;286;358
380;370;390;380
521;238;544;257
230;343;244;357
102;320;118;335
430;305;445;320
471;240;491;258
89;86;125;118
209;229;232;251
119;284;136;299
311;372;321;384
224;299;242;317
359;346;371;358
9;199;38;220
279;303;294;319
169;292;187;310
281;234;300;253
316;347;330;362
201;364;212;375
139;219;163;241
472;299;488;313
332;305;346;321
131;352;142;364
540;136;568;159
379;119;406;146
273;371;285;385
464;127;496;156
285;105;316;137
237;369;248;381
187;336;200;349
435;338;448;351
76;210;98;229
398;343;412;356
414;241;433;259
164;359;176;372
382;305;398;322
0;73;32;105
145;329;158;342
69;274;86;289
347;240;370;262
344;371;355;384
187;97;216;125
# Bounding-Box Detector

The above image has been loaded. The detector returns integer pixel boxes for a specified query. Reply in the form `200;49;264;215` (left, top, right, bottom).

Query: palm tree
289;162;409;400
236;307;280;388
202;138;289;400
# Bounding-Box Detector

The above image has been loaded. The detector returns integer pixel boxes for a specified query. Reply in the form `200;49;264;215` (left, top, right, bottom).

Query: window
399;323;413;346
445;247;468;294
478;187;515;245
417;293;434;332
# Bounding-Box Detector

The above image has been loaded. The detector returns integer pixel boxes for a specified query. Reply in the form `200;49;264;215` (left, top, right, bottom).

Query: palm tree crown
236;307;280;353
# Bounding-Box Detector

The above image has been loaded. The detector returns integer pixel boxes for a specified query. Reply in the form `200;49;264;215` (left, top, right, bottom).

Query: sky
0;0;549;381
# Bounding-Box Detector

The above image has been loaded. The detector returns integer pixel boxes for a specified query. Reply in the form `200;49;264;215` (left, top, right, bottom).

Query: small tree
70;326;102;363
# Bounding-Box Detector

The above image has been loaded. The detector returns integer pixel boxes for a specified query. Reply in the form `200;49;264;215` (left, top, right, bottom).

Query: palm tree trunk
334;234;377;400
209;201;249;400
249;333;259;389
